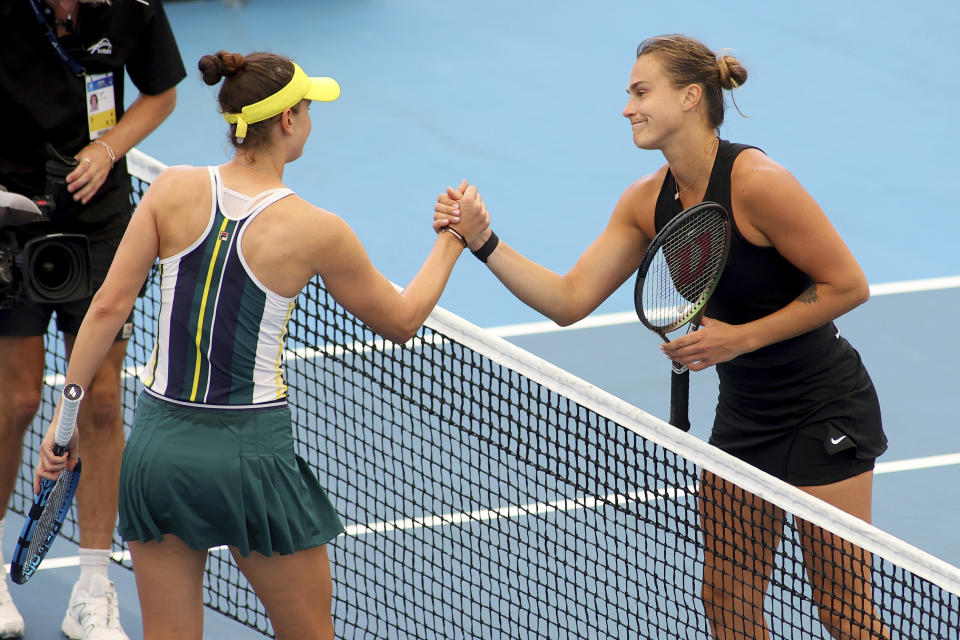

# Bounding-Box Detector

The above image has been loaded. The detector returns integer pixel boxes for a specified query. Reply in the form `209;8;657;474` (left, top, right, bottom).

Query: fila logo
87;38;113;55
219;231;230;242
830;435;847;445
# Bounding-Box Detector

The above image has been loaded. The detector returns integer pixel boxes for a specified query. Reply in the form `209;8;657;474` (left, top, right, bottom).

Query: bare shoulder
621;163;669;202
276;196;350;230
731;149;801;200
150;164;209;188
612;164;668;238
730;148;823;244
262;195;357;248
144;165;210;205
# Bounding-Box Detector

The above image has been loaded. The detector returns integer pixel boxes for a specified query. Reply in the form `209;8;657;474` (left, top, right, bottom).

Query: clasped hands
434;179;494;251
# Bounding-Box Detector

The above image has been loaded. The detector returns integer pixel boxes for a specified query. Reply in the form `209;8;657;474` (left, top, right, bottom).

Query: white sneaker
61;574;129;640
0;577;24;640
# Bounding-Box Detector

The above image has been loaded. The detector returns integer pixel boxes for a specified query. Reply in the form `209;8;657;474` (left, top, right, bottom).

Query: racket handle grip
669;367;691;432
54;383;85;451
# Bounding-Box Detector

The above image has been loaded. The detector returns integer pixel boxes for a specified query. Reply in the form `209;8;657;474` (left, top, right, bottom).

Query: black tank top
653;139;837;367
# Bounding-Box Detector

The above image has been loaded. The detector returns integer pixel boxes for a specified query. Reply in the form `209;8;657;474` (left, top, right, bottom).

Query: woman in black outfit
434;34;889;640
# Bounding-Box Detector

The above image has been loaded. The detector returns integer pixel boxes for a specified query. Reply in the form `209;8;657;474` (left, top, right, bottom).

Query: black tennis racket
634;202;731;431
10;383;84;585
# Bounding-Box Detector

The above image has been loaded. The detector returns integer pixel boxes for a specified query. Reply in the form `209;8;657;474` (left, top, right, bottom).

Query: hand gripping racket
634;202;731;431
10;383;84;585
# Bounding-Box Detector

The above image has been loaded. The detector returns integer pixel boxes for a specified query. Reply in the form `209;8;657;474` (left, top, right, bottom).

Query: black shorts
710;336;886;486
0;230;133;339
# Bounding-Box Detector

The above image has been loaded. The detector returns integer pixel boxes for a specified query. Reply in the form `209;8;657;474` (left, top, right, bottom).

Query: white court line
874;452;960;475
869;275;960;297
487;274;960;338
9;451;959;575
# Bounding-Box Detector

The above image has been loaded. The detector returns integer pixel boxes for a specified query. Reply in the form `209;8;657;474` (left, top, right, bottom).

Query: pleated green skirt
118;391;344;557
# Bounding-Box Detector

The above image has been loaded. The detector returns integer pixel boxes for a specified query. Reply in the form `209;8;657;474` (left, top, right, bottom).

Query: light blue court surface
5;0;960;637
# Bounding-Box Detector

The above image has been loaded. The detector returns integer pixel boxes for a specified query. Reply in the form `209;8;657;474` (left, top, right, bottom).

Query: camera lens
31;243;78;292
23;234;91;303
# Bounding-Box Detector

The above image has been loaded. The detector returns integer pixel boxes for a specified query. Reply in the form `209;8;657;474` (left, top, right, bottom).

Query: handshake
433;180;498;261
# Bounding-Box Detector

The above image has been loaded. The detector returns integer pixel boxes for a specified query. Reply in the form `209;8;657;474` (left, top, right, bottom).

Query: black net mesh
9;154;960;639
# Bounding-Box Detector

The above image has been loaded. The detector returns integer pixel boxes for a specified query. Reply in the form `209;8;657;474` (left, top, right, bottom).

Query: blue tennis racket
10;383;84;585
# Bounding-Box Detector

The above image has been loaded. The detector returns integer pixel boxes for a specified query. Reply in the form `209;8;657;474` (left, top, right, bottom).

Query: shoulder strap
653;169;682;233
704;140;764;215
245;188;295;217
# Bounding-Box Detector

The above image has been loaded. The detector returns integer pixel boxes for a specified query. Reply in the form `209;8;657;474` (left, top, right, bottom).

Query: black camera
0;189;91;309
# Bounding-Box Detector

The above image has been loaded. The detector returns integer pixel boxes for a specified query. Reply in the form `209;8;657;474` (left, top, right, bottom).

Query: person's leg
232;545;335;640
127;536;208;640
61;335;130;640
698;470;785;640
0;336;46;519
0;335;45;640
0;516;26;639
797;470;890;640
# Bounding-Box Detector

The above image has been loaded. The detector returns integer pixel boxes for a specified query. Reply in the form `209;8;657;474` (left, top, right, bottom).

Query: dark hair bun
717;54;748;89
198;50;247;86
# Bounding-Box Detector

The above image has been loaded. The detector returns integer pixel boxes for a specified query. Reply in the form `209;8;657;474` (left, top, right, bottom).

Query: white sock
77;548;111;592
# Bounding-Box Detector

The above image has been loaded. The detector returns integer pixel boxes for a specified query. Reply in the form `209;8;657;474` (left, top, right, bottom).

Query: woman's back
151;164;330;295
142;165;324;406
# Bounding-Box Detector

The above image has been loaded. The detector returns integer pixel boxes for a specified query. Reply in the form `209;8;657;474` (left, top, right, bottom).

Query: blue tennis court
4;1;959;637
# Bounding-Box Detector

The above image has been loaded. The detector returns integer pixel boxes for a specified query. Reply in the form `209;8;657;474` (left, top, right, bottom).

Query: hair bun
197;50;247;86
717;54;748;90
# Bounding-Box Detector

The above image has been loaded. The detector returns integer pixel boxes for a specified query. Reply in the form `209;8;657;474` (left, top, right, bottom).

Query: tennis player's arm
37;189;160;480
443;180;653;327
313;192;487;343
663;152;869;371
62;186;161;388
726;153;868;352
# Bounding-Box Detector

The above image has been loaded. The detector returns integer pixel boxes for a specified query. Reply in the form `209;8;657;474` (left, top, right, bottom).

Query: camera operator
0;1;185;638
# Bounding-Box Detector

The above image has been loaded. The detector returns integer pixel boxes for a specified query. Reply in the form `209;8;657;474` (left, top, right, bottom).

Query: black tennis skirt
118;391;344;556
710;335;887;486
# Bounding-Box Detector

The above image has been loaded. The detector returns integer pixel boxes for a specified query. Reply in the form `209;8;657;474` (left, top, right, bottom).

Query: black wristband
471;230;499;263
439;226;468;248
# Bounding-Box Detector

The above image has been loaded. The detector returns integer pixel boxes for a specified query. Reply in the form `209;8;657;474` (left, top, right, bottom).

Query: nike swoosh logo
830;435;847;445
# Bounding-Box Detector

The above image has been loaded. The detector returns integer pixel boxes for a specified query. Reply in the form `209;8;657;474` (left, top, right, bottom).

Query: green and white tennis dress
118;166;344;555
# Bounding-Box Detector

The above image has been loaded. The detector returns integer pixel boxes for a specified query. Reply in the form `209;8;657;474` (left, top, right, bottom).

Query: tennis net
9;149;960;638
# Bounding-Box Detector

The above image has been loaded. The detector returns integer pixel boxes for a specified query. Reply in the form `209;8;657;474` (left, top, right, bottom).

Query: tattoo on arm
797;285;820;304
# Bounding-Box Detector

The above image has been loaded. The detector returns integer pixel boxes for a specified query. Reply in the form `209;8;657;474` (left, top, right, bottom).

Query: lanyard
27;0;86;77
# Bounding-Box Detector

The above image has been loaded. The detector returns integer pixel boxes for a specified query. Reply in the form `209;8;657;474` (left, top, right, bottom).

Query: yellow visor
222;62;340;142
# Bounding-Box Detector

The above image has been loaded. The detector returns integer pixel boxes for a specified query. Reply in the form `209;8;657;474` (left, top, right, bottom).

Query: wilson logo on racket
666;232;714;293
634;202;732;431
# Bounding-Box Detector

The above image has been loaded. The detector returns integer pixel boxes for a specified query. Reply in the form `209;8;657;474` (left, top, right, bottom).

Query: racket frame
9;384;84;585
634;201;732;340
634;202;732;431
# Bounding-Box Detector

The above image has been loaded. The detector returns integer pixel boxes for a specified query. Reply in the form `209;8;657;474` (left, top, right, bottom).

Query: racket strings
641;211;729;333
23;468;79;567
